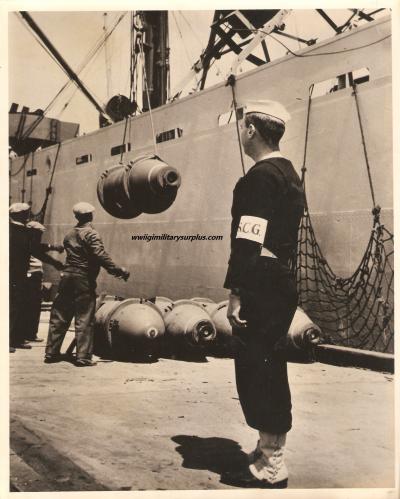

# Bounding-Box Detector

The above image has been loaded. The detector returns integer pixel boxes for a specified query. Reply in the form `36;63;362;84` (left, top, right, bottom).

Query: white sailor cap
243;100;291;124
26;221;46;232
73;202;95;215
9;202;30;214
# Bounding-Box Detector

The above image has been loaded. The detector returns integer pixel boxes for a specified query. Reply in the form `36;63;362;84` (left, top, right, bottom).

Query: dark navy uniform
224;156;304;434
45;222;126;361
9;221;63;347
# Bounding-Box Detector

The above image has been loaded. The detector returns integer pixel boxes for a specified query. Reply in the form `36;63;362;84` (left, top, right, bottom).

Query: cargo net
295;203;394;354
293;83;394;354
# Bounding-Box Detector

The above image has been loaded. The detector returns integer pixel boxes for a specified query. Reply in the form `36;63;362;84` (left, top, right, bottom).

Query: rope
352;83;377;209
226;74;246;176
301;84;314;185
172;12;196;71
228;23;391;59
139;38;158;155
16;12;127;141
30;143;62;223
296;84;394;354
120;116;130;163
9;153;30;177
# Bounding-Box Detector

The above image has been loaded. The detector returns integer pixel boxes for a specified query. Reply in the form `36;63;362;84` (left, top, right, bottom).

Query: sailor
9;203;64;352
222;100;305;488
44;202;130;367
23;221;65;343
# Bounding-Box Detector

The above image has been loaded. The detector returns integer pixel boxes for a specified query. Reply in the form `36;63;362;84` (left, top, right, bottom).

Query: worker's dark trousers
23;271;43;341
10;279;27;347
233;260;297;435
45;273;96;360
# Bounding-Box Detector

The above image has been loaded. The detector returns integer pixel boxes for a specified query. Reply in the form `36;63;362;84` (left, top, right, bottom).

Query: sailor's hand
227;292;247;329
54;261;64;271
117;267;130;281
51;245;64;253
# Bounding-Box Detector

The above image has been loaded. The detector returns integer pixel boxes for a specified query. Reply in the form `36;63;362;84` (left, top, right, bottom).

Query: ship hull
9;17;392;302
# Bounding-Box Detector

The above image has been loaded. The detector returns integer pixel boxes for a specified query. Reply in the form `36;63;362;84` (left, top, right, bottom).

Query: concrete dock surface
9;315;395;493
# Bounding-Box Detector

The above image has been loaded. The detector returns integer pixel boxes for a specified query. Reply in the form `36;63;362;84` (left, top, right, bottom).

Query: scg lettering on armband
236;215;268;243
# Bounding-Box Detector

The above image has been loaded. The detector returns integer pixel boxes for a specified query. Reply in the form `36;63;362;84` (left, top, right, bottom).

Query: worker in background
44;202;130;367
23;221;64;343
221;101;305;489
9;203;64;352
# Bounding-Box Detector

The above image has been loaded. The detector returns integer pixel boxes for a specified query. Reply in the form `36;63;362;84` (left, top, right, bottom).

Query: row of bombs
93;295;321;360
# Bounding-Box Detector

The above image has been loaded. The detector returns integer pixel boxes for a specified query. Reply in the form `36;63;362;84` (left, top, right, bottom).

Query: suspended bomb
190;297;218;315
97;154;181;219
287;307;321;349
164;299;216;346
95;298;165;348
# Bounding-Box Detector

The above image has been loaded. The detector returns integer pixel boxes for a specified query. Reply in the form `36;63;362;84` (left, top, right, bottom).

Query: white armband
236;215;268;244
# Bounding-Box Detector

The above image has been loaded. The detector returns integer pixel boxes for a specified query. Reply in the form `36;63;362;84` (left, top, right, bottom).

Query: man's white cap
243;100;291;124
9;202;30;214
73;202;95;216
27;221;46;232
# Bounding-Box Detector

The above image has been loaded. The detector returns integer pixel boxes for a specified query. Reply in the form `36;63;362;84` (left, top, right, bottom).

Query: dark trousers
233;261;297;434
10;279;27;347
45;273;96;360
23;271;43;340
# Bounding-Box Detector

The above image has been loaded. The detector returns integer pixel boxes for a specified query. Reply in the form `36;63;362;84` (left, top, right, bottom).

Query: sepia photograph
3;2;397;496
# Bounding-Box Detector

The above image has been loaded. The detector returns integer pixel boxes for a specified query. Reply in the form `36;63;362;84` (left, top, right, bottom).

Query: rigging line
171;12;197;75
47;142;62;192
139;39;158;155
31;142;62;222
130;11;135;102
22;13;127;136
226;22;391;58
9;153;31;177
301;84;314;185
226;75;246;176
14;13;67;76
58;12;126;105
21;159;27;202
19;11;109;120
352;83;376;209
29;152;35;206
178;11;204;49
263;32;391;58
120;116;130;163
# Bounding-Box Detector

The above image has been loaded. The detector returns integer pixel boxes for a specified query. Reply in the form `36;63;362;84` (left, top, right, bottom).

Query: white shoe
249;432;288;485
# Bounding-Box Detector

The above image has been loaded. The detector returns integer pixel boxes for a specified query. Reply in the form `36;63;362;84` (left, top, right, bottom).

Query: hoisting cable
352;83;377;211
120;116;130;163
14;12;126;144
226;74;246;176
58;12;127;117
301;84;314;185
139;37;158;155
172;12;197;75
19;11;110;123
179;11;205;50
227;22;391;59
263;31;391;58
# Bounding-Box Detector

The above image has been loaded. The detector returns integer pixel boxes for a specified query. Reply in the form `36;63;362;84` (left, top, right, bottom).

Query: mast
139;11;170;111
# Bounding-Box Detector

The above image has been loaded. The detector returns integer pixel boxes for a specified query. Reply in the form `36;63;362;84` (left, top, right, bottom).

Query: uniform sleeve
31;243;64;270
83;229;124;276
224;167;281;291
